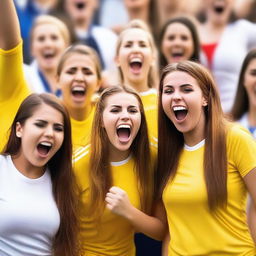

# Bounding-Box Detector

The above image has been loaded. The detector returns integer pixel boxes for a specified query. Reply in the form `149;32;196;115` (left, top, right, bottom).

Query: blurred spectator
24;15;70;95
58;0;117;71
158;16;201;70
199;0;256;113
230;49;256;138
15;0;59;63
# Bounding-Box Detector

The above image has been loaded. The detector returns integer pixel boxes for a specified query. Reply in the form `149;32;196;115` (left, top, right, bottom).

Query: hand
105;186;133;218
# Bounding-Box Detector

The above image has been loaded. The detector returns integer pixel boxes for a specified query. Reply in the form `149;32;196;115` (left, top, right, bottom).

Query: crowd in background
1;0;256;255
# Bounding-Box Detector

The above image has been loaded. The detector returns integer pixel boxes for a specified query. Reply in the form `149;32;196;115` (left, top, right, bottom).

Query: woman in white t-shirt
0;93;79;256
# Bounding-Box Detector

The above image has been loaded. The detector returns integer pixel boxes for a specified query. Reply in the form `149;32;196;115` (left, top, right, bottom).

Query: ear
16;122;23;138
202;98;208;107
115;55;121;67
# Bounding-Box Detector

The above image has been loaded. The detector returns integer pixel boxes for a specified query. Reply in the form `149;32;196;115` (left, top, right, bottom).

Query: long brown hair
89;86;153;217
230;49;256;120
157;61;228;210
4;93;79;256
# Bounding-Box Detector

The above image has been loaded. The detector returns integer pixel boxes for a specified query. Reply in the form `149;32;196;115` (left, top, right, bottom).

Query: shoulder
226;122;256;151
92;25;118;41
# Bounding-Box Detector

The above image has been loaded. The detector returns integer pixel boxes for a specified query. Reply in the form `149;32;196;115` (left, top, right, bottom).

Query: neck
41;68;58;93
109;148;130;163
125;78;149;93
11;154;45;179
68;103;92;121
128;7;149;25
248;104;256;126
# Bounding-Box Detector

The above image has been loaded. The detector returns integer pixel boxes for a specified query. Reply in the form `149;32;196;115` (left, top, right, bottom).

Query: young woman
230;49;256;138
0;93;78;256
24;15;70;95
157;61;256;254
0;0;102;151
159;16;200;69
72;86;155;256
107;61;256;255
115;19;159;143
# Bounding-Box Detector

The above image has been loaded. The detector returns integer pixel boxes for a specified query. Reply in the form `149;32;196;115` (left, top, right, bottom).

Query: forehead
29;103;64;123
246;58;256;69
165;22;192;36
104;92;140;107
33;23;63;36
121;28;150;43
62;53;96;70
163;71;200;87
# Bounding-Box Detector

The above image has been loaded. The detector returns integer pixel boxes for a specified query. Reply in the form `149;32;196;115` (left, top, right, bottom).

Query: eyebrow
110;105;138;108
164;83;192;87
35;119;64;126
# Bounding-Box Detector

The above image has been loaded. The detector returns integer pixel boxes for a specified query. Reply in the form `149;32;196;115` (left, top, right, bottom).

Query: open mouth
116;124;131;143
129;58;142;73
75;1;86;9
214;6;224;14
171;52;184;59
173;106;188;121
42;51;56;60
71;86;86;97
37;142;52;156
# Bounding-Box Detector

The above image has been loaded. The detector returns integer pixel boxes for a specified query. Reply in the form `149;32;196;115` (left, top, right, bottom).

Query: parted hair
4;93;79;256
157;61;228;210
89;86;153;217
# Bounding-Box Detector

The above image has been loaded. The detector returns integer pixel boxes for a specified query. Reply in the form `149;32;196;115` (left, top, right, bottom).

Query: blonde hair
30;14;70;46
116;19;159;89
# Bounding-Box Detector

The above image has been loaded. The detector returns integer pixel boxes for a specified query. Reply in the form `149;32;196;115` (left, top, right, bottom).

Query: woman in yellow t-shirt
115;19;159;143
0;0;102;151
72;86;155;256
107;61;256;255
156;61;256;255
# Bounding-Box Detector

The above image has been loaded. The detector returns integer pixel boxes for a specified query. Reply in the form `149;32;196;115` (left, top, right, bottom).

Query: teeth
72;86;85;92
173;106;187;111
130;58;142;63
40;142;52;147
117;124;131;129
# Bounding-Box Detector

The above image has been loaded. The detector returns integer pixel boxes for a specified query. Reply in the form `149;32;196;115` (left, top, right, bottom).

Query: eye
183;87;193;92
163;88;173;94
51;34;58;41
66;68;76;75
54;124;64;132
110;108;120;113
124;42;132;48
139;42;147;48
181;35;189;41
34;121;45;128
128;108;139;113
37;35;45;42
167;35;175;41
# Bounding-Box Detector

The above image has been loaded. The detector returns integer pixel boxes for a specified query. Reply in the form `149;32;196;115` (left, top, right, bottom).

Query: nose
172;90;182;100
44;125;54;138
74;70;84;81
120;110;130;120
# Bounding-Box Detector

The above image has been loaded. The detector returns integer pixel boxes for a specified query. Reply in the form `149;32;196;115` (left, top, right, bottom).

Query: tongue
37;145;48;156
117;129;130;142
130;62;141;73
176;110;187;121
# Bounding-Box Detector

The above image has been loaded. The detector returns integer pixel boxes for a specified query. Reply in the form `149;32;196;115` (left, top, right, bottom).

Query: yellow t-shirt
0;43;30;152
163;124;256;255
140;89;158;143
73;145;156;256
70;107;95;151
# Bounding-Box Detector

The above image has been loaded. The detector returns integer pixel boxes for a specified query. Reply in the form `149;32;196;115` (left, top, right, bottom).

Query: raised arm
0;0;21;50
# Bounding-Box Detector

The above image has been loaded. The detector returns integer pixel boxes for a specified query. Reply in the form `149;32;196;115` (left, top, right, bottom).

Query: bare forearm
126;206;166;241
0;0;21;49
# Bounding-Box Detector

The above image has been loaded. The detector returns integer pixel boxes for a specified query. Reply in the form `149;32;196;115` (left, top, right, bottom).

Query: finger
109;186;124;194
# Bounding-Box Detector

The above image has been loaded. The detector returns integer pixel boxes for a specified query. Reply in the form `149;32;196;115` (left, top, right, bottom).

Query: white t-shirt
0;155;60;256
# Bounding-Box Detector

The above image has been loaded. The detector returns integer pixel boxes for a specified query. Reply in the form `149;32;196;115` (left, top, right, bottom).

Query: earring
16;132;21;138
